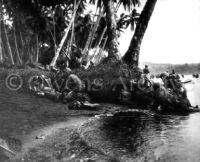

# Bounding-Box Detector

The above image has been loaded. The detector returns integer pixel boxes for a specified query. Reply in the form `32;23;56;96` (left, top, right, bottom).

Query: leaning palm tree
13;23;22;65
0;16;3;64
81;6;103;59
0;37;3;64
35;34;39;63
123;0;158;67
3;22;14;65
0;0;3;64
50;0;81;67
89;0;140;61
93;25;107;56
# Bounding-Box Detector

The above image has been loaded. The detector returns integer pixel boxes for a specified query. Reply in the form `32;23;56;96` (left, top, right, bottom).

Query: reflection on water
102;77;200;162
184;76;200;106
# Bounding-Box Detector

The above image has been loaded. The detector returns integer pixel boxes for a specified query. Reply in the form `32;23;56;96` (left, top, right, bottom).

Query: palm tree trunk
68;0;76;58
0;0;3;64
0;38;3;64
52;9;57;59
2;44;7;61
68;24;74;57
122;0;157;67
3;22;14;65
29;47;34;64
102;0;120;61
35;34;39;63
81;5;99;57
31;48;34;64
97;36;108;63
87;9;104;51
13;24;22;65
93;26;107;57
87;27;107;66
81;8;104;62
19;32;25;63
50;0;81;67
0;20;3;64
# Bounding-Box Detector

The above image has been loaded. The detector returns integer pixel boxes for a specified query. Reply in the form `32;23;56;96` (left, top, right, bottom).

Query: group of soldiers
130;65;193;112
29;60;196;112
29;59;91;109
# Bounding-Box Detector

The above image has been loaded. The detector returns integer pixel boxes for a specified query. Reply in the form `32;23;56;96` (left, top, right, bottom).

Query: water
184;75;200;107
101;76;200;162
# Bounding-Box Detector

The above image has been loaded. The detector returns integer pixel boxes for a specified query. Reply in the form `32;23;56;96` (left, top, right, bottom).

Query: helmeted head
160;72;169;78
137;67;143;73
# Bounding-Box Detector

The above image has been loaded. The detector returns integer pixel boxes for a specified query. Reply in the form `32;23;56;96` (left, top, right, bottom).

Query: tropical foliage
0;0;158;69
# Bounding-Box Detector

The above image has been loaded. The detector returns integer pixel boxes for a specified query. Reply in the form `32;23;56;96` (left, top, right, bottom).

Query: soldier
143;65;150;74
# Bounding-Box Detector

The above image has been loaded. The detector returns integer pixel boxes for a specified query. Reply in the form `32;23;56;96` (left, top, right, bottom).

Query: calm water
102;76;200;162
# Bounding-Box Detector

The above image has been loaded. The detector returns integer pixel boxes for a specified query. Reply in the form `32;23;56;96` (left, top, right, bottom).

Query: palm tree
102;0;120;60
13;23;22;65
35;34;39;63
89;0;140;61
0;35;3;64
122;0;157;67
93;25;107;56
81;8;104;62
50;0;81;67
0;4;3;64
3;22;14;65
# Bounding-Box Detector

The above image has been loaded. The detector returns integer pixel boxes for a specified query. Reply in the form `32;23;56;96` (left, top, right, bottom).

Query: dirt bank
1;68;196;162
0;68;129;161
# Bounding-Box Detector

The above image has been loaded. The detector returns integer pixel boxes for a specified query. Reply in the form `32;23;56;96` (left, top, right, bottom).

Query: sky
119;0;200;64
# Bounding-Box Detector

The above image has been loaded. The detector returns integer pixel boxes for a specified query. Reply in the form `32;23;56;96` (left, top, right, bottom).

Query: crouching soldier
62;74;89;105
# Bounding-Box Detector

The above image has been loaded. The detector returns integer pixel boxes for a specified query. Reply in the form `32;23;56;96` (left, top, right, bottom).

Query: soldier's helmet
160;72;169;78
